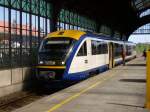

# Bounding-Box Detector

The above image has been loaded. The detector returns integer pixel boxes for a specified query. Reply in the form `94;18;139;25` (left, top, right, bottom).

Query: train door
109;42;114;69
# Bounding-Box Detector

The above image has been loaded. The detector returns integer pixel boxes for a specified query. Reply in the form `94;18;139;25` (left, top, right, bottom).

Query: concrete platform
13;57;149;112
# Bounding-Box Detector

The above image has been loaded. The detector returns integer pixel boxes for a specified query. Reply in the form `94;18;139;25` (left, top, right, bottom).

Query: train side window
133;45;136;50
114;43;123;58
91;41;108;55
126;45;132;56
91;40;97;55
101;43;108;54
77;41;87;56
97;41;102;54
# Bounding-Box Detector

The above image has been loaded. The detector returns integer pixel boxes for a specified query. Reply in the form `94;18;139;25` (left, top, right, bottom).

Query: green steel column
29;0;32;66
96;23;101;33
50;3;61;32
8;0;12;68
19;0;23;67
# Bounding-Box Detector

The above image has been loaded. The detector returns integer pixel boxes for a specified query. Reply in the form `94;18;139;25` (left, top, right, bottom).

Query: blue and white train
36;30;136;81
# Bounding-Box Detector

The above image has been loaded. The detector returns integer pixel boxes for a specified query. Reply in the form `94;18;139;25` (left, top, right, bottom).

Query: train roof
46;30;136;45
46;30;118;41
47;30;86;40
124;41;136;45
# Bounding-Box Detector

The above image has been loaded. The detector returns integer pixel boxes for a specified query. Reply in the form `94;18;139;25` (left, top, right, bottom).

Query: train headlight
39;61;44;64
61;61;65;65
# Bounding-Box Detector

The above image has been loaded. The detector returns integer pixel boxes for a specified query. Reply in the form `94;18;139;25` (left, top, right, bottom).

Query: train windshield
39;37;76;63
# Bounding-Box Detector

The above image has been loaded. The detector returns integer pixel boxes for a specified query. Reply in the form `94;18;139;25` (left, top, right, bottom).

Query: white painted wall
0;67;32;97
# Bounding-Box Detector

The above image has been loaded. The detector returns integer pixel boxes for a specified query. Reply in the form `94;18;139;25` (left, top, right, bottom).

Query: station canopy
47;0;150;38
132;0;150;12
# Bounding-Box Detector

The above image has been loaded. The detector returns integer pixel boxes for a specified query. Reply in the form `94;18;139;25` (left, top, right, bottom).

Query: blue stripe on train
63;64;108;81
63;35;86;80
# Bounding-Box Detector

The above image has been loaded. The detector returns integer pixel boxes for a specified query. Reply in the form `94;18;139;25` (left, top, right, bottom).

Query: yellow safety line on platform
146;51;150;109
47;73;117;112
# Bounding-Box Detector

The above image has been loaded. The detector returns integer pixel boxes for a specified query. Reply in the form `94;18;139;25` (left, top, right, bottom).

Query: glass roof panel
132;0;150;11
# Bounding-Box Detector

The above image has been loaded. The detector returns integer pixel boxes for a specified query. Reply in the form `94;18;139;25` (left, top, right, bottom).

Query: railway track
0;92;45;112
0;81;76;112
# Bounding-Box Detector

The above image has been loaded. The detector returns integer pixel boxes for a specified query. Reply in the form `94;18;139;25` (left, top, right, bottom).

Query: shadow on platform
120;79;146;83
125;64;146;66
108;102;144;108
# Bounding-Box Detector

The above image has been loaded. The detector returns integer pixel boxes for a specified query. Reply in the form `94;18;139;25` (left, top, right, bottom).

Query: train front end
36;37;76;81
36;30;87;81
